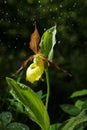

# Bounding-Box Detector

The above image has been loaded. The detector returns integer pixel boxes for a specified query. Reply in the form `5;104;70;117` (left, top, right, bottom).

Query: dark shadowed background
0;0;87;129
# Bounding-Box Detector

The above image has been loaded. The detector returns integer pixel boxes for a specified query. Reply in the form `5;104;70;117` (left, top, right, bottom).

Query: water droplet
16;37;18;40
17;8;20;12
17;22;19;25
59;4;63;8
22;128;26;130
58;41;61;44
44;28;46;31
49;8;52;12
52;17;55;20
43;9;46;12
1;18;4;22
55;7;58;11
3;32;6;34
39;4;42;8
73;2;77;8
60;12;63;16
47;6;49;9
50;0;53;2
24;42;26;46
38;0;40;3
5;12;8;16
4;0;7;4
14;18;16;21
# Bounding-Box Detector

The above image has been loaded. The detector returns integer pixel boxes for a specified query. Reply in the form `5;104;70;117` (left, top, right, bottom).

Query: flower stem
45;69;50;110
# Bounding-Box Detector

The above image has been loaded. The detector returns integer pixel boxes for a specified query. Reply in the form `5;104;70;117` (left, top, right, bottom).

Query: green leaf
60;104;80;116
7;122;30;130
75;100;84;109
70;89;87;98
60;109;87;130
81;100;87;109
36;90;43;99
0;112;12;127
8;99;24;112
6;77;50;130
40;26;57;60
50;123;62;130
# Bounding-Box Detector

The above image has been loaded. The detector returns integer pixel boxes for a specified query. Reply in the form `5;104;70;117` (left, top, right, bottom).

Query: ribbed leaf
60;109;87;130
6;77;50;130
40;26;56;60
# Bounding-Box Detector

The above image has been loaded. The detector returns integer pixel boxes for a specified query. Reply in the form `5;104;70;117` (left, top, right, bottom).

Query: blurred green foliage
0;0;87;129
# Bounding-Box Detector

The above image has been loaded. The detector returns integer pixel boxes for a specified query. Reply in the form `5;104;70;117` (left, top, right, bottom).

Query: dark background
0;0;87;128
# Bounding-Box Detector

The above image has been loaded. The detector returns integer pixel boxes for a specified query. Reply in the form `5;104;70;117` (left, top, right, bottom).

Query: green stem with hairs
45;68;50;110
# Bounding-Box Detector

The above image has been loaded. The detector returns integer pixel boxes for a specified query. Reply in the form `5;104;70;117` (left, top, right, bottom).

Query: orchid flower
13;25;71;83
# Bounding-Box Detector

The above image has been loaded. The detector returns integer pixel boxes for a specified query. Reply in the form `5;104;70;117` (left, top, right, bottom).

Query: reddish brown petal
12;55;34;76
41;55;72;77
29;25;41;53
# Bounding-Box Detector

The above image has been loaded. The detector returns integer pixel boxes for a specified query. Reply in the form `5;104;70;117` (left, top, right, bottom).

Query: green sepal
40;25;57;60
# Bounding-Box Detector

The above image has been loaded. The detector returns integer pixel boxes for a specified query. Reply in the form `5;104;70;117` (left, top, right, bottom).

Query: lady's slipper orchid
26;54;44;83
13;25;71;83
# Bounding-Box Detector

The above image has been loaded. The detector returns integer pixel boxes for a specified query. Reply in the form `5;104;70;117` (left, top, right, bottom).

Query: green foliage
50;123;62;130
75;100;85;109
8;99;24;112
60;104;80;116
59;109;87;130
40;26;56;60
70;89;87;98
0;112;12;128
0;112;29;130
59;90;87;130
7;122;29;130
6;77;50;130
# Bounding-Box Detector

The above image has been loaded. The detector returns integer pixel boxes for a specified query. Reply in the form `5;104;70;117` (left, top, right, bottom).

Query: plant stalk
45;69;50;110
